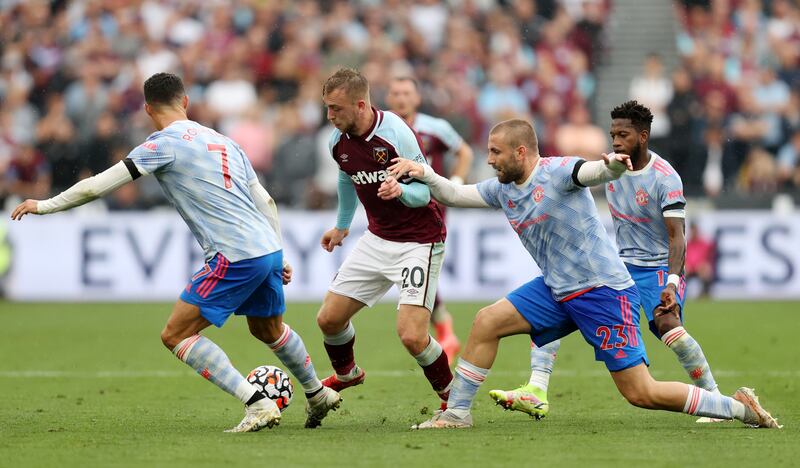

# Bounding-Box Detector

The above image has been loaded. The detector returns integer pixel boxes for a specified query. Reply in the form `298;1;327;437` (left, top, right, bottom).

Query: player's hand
388;158;425;179
655;285;680;318
377;175;403;200
10;199;40;220
601;152;633;171
320;227;348;252
281;261;293;285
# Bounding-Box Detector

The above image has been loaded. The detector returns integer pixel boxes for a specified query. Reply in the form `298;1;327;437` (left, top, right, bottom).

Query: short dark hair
322;68;369;101
610;100;653;132
490;119;538;153
143;72;185;106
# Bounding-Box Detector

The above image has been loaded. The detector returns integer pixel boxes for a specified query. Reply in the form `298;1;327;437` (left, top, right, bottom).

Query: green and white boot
489;383;549;419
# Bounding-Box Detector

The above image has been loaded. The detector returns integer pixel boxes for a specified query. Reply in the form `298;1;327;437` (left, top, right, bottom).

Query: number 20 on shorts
401;267;425;289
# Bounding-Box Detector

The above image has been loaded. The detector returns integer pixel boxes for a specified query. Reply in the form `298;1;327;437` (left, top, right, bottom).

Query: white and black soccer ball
246;365;293;412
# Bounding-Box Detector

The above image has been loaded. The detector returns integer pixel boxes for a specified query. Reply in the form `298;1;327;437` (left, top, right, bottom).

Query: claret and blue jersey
412;112;464;176
329;107;445;244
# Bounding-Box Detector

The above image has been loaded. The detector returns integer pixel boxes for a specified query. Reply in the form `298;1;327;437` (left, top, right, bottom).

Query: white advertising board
5;210;800;301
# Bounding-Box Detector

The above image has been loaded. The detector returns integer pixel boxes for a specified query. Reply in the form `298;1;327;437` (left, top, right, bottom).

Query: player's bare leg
414;298;531;429
248;316;341;428
431;294;460;364
161;300;280;432
397;304;453;409
610;364;780;428
652;310;722;423
317;292;367;392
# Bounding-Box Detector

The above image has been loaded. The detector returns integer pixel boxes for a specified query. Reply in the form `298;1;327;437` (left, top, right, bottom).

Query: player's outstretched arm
387;158;489;208
10;161;134;220
10;200;38;220
574;153;633;187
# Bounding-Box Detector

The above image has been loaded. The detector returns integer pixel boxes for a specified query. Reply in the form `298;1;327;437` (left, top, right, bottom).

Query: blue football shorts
180;250;286;327
626;264;686;338
507;277;648;372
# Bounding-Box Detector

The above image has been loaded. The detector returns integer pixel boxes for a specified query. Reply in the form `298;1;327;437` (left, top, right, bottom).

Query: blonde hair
323;68;370;102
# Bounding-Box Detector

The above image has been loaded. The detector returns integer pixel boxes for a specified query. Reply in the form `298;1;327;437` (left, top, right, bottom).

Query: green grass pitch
1;301;798;467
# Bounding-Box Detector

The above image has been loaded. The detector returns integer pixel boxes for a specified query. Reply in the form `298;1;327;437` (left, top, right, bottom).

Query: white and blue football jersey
126;120;279;262
605;152;686;267
476;156;634;300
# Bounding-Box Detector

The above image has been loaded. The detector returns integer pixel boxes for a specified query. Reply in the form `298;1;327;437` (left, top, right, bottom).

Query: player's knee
397;327;428;355
619;383;655;408
623;391;653;408
316;309;344;335
471;307;499;340
160;327;180;351
655;315;681;338
248;318;283;344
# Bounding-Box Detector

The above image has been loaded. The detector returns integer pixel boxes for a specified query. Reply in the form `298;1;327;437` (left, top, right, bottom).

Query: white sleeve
418;165;489;208
576;157;627;187
248;179;288;265
662;209;686;218
36;161;134;214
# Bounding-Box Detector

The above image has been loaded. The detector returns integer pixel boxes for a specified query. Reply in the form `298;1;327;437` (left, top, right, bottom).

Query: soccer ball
246;365;293;412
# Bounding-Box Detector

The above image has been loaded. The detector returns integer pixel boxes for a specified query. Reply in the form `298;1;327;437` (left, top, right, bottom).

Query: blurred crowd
0;0;797;213
0;0;610;210
638;0;800;197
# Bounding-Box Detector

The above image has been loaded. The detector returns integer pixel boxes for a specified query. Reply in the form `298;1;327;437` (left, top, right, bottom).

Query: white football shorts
329;230;445;311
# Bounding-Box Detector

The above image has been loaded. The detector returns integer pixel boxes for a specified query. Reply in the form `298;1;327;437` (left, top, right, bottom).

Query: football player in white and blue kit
387;119;780;429
490;102;725;423
10;73;341;432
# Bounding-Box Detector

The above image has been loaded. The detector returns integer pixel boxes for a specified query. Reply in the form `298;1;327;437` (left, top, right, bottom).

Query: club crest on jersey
373;147;388;164
533;185;545;203
635;188;649;206
507;199;516;209
607;183;615;192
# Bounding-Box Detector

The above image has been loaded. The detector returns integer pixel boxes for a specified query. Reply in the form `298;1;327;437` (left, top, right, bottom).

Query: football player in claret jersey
388;118;780;429
386;76;475;363
316;68;454;413
10;73;340;432
489;101;725;424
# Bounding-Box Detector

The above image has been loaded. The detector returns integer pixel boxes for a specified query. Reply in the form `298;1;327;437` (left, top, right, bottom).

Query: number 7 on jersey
207;143;232;189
